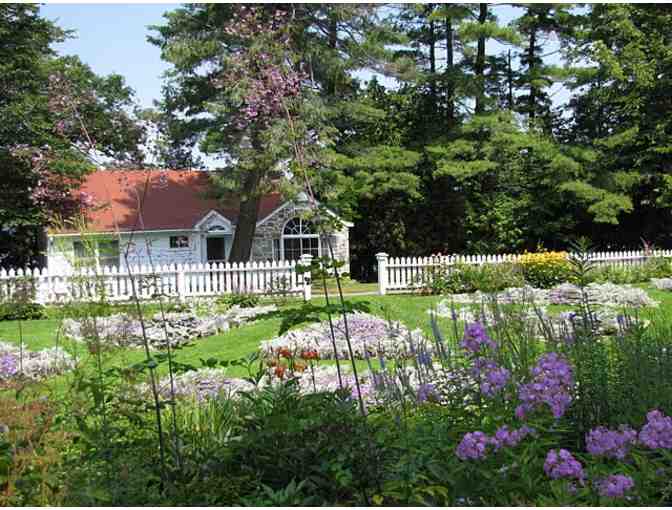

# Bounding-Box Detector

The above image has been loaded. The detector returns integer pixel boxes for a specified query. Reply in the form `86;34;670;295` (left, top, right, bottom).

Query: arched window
282;217;319;260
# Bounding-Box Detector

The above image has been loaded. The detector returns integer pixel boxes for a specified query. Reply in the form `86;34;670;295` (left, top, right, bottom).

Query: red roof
52;170;284;234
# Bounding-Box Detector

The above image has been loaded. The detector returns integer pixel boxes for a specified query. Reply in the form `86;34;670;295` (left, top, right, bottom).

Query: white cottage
47;170;352;273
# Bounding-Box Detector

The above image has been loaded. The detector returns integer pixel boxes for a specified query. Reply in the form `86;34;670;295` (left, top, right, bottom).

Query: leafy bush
421;262;523;294
223;383;382;505
0;302;46;321
589;257;672;284
216;293;260;310
518;250;572;288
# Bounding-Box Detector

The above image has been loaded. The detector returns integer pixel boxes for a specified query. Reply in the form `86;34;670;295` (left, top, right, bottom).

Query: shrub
519;250;572;288
216;293;260;310
0;302;46;321
421;262;523;295
589;257;672;284
223;383;382;505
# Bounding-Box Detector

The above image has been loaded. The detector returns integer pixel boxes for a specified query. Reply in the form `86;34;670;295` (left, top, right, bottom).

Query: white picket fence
0;255;313;304
376;250;672;294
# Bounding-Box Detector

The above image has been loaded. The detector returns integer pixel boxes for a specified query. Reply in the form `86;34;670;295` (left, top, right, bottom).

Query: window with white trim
169;235;190;248
282;217;319;260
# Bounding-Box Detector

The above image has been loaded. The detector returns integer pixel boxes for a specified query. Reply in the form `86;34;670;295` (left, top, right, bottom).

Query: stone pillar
376;252;389;296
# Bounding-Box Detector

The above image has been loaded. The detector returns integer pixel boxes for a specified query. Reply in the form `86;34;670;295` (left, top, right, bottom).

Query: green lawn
2;284;671;382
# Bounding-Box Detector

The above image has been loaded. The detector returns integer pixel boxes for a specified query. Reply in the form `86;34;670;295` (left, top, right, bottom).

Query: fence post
176;263;186;301
300;254;312;301
376;252;389;295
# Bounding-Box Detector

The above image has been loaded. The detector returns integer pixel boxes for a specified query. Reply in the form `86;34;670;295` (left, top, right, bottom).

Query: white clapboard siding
0;258;311;303
377;249;672;294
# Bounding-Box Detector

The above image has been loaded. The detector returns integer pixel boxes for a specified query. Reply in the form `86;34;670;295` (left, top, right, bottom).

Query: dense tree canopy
2;4;671;278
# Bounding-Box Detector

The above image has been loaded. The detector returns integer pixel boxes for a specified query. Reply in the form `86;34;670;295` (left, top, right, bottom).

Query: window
170;235;190;248
72;239;118;268
98;240;119;268
73;240;89;261
281;217;319;261
272;238;281;261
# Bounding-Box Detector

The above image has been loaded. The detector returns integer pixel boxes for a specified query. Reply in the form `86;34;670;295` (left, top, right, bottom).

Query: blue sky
42;3;176;109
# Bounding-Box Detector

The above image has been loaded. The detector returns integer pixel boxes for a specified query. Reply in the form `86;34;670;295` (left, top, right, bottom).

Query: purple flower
416;350;432;367
0;353;18;379
596;474;634;498
490;425;535;450
638;409;672;449
460;322;497;355
472;358;510;397
417;383;438;403
586;426;638;459
457;425;533;460
456;431;490;460
544;449;584;480
516;352;573;420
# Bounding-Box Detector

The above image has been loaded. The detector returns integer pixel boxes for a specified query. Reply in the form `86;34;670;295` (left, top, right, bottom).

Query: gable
195;210;233;233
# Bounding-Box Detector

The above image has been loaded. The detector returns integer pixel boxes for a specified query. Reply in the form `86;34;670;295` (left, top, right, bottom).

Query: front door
206;236;226;262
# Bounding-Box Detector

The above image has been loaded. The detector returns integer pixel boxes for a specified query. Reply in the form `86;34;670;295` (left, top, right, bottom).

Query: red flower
300;349;319;361
274;366;286;379
278;348;293;359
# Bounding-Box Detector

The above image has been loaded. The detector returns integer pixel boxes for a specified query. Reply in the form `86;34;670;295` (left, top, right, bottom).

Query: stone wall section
251;204;350;272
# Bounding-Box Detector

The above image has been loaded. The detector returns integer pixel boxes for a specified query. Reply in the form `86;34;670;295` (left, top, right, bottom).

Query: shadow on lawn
254;301;373;335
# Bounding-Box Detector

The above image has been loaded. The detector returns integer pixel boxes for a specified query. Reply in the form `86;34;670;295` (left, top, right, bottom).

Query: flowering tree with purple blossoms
1;5;146;266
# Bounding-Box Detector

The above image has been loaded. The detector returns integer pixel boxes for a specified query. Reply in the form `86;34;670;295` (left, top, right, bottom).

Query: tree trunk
228;168;262;262
446;15;454;125
475;3;487;115
428;14;437;103
507;49;514;111
528;24;537;119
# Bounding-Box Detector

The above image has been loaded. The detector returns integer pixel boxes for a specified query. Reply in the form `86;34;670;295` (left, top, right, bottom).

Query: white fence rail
0;255;313;304
376;250;672;295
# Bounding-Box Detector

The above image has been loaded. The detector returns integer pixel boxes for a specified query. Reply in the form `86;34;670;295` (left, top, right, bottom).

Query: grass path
2;284;671;382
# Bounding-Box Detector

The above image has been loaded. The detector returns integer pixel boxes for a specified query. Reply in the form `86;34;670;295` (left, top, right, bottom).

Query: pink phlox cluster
586;425;638;459
516;352;573;420
543;449;584;480
638;409;672;449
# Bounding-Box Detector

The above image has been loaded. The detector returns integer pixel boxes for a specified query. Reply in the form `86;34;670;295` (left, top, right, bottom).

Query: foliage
0;393;70;506
0;303;46;322
216;293;260;310
420;262;524;295
589;257;672;285
224;383;381;505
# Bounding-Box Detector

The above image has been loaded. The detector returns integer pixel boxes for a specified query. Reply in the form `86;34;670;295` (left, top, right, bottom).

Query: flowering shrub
154;368;255;402
586;426;638;459
260;313;427;360
596;474;635;499
516;352;574;420
460;322;497;355
518;250;572;288
544;449;584;481
0;341;75;381
638;409;672;449
472;358;510;397
456;425;535;460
